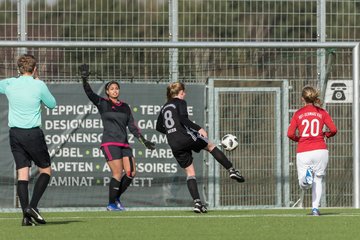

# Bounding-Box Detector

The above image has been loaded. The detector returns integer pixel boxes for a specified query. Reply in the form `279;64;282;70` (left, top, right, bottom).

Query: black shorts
172;134;208;169
101;145;133;161
9;127;51;170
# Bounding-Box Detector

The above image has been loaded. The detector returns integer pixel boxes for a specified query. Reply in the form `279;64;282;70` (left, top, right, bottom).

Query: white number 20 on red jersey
301;119;320;137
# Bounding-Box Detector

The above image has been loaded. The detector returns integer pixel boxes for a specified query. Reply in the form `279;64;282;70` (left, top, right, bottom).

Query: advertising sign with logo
0;83;205;208
325;80;353;103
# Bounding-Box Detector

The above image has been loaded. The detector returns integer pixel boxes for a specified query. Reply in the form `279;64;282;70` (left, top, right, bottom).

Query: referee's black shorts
9;127;51;170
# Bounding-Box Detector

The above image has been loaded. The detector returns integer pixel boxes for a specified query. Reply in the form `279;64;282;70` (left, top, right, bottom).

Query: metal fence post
353;43;360;208
169;0;179;83
17;0;27;55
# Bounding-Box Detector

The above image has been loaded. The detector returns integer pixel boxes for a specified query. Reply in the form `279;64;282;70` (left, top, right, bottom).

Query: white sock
312;175;323;209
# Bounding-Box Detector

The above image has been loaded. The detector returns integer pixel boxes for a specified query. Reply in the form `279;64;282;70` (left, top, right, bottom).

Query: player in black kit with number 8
79;64;155;211
156;82;245;213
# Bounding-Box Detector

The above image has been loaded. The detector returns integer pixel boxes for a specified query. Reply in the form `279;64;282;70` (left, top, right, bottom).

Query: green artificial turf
1;208;360;240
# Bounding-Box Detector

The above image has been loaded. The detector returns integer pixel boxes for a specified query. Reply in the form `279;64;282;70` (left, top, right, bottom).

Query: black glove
79;64;90;81
139;135;156;150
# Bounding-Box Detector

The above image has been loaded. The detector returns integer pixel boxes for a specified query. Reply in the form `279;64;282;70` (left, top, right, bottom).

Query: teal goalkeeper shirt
0;75;56;128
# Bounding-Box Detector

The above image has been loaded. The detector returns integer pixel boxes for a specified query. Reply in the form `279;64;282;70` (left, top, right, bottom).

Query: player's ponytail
314;97;322;107
166;82;185;101
302;85;322;107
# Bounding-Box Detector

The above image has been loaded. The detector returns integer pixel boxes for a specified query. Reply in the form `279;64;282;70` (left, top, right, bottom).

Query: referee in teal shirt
0;54;56;226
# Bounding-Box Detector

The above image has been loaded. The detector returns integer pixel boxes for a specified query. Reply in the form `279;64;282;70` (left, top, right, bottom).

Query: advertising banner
0;83;205;208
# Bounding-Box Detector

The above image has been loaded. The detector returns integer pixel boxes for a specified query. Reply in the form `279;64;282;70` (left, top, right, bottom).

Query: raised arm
79;64;101;105
0;78;10;94
39;81;56;109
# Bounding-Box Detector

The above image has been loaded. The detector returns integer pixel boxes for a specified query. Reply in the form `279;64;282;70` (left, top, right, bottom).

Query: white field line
1;213;360;221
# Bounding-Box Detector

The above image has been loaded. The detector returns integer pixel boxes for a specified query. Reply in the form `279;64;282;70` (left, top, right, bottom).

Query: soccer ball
221;134;238;151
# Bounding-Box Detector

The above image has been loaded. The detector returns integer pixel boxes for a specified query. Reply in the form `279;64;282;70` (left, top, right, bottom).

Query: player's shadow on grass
46;220;83;225
307;212;340;216
322;212;339;216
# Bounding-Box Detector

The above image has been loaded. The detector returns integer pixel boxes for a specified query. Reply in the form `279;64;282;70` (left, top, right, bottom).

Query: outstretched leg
209;146;233;169
207;144;245;183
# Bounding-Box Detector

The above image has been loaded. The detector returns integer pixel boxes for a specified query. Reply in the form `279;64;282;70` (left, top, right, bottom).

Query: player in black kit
156;82;245;213
79;64;155;211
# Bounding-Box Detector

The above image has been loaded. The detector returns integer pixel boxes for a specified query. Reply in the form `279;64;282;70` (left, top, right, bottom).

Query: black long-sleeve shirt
156;98;201;150
83;82;141;148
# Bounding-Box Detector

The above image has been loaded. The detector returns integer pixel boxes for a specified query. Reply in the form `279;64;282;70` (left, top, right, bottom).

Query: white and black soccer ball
221;134;239;151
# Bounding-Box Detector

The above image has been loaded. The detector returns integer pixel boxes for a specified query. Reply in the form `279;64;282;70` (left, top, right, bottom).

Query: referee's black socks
17;180;29;213
30;173;50;209
210;147;233;169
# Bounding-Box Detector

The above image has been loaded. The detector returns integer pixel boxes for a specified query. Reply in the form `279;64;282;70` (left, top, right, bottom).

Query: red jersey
287;104;337;153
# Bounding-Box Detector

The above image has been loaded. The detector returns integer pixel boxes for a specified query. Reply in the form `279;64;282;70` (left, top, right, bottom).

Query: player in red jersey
287;86;337;216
